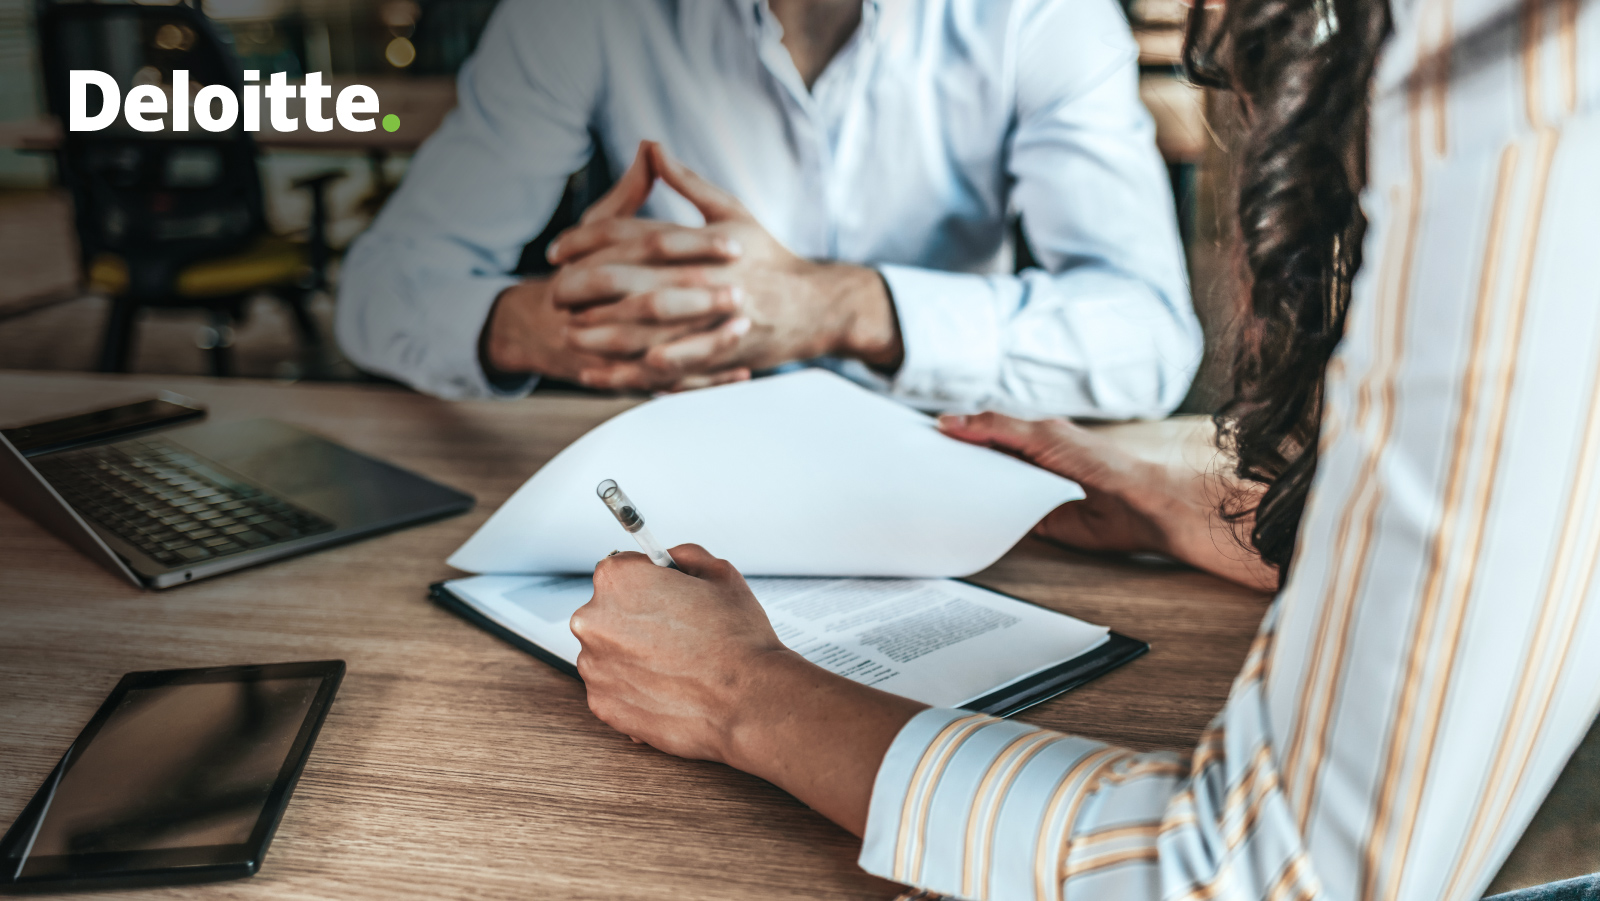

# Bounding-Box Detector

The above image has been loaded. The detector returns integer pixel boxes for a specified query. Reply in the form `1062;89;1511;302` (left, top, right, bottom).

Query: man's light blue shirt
337;0;1201;418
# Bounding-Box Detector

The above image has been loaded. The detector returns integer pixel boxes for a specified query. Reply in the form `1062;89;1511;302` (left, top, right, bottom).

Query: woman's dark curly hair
1183;0;1393;586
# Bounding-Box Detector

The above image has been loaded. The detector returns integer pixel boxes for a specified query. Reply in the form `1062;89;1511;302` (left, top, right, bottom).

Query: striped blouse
856;0;1600;899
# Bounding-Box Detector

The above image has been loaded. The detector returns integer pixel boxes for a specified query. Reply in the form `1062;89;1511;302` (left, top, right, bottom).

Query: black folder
430;580;1147;718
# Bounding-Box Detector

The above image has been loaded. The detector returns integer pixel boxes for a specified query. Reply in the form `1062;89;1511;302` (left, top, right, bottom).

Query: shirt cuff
859;708;1109;901
343;265;533;400
876;265;1004;409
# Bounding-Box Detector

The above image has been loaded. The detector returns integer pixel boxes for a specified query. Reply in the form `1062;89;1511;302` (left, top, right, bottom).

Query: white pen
596;479;679;569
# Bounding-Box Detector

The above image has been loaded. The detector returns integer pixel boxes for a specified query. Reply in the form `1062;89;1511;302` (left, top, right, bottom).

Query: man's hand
547;143;904;391
480;143;752;388
483;279;611;381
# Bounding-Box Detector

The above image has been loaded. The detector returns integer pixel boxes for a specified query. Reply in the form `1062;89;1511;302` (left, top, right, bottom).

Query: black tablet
0;661;344;894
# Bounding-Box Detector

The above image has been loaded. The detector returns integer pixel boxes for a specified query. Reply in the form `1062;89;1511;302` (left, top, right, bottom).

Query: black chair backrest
37;1;267;295
409;0;499;76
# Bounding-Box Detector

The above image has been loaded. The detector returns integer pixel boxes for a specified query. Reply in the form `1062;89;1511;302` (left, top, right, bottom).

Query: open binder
431;576;1147;717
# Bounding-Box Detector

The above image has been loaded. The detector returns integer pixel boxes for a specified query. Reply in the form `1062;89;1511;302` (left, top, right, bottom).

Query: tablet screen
25;677;322;858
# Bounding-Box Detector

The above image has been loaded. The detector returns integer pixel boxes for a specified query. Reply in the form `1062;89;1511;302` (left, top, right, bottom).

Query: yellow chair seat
89;236;309;300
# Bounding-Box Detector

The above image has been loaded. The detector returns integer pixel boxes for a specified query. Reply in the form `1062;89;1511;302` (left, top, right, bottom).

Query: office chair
36;0;341;376
408;0;500;76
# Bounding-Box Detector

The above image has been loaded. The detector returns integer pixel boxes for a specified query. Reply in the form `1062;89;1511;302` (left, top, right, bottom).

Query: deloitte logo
68;69;399;134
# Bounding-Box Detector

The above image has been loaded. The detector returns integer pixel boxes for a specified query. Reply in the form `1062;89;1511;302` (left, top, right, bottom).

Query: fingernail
726;286;747;310
579;370;600;386
727;317;752;336
546;240;561;261
719;237;743;257
939;414;967;429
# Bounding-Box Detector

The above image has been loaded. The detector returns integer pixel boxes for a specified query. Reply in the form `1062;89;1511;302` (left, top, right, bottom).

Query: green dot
382;114;400;133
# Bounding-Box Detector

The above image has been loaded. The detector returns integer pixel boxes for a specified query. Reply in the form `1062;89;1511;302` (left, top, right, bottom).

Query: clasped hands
485;141;902;392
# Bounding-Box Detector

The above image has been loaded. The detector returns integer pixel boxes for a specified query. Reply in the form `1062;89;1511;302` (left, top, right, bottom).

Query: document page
447;371;1083;579
444;574;1108;708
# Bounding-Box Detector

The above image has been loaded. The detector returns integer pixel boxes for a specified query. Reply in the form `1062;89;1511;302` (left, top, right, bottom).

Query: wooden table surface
0;371;1276;900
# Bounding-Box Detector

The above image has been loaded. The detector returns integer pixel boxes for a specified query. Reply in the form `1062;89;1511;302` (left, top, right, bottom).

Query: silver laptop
1;394;473;588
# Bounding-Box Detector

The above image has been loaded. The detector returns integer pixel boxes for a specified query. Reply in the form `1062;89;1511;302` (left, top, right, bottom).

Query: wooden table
0;371;1569;899
0;371;1265;899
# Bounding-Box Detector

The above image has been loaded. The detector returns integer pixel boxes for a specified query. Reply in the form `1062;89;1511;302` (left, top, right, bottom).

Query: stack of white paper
448;370;1083;578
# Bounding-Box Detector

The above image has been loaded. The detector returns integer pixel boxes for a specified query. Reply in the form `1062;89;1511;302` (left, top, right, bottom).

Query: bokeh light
384;36;416;68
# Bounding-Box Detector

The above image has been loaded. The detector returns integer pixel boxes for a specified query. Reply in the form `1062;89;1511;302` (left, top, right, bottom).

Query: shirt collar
743;0;883;43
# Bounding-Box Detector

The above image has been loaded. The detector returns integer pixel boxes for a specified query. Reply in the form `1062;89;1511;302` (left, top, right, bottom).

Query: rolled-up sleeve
873;0;1199;420
335;0;600;399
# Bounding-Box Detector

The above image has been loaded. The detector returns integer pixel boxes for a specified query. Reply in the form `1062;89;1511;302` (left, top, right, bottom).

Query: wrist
814;264;902;371
1139;464;1278;590
1119;459;1193;560
714;646;926;837
485;278;556;375
717;648;813;772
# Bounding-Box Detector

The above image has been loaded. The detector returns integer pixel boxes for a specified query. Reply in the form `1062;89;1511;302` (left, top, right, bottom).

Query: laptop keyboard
33;439;334;568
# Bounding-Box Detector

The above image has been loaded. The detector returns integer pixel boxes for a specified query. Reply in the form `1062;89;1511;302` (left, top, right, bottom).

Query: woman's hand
938;413;1172;555
572;545;925;835
570;544;787;762
938;412;1278;592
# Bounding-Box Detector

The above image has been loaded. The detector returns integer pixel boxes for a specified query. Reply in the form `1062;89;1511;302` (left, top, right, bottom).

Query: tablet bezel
0;660;344;893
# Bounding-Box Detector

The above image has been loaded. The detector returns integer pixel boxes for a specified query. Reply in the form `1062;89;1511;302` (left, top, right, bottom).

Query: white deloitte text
69;69;381;133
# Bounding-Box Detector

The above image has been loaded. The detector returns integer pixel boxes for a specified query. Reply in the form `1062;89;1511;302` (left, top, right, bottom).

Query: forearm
1147;464;1278;592
723;650;925;836
335;232;523;400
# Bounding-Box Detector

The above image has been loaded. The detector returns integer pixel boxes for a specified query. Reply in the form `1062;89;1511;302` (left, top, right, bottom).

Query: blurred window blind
0;0;38;121
0;0;50;186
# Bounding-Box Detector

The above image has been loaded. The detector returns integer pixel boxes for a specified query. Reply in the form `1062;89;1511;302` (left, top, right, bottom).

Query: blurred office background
0;0;1238;411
